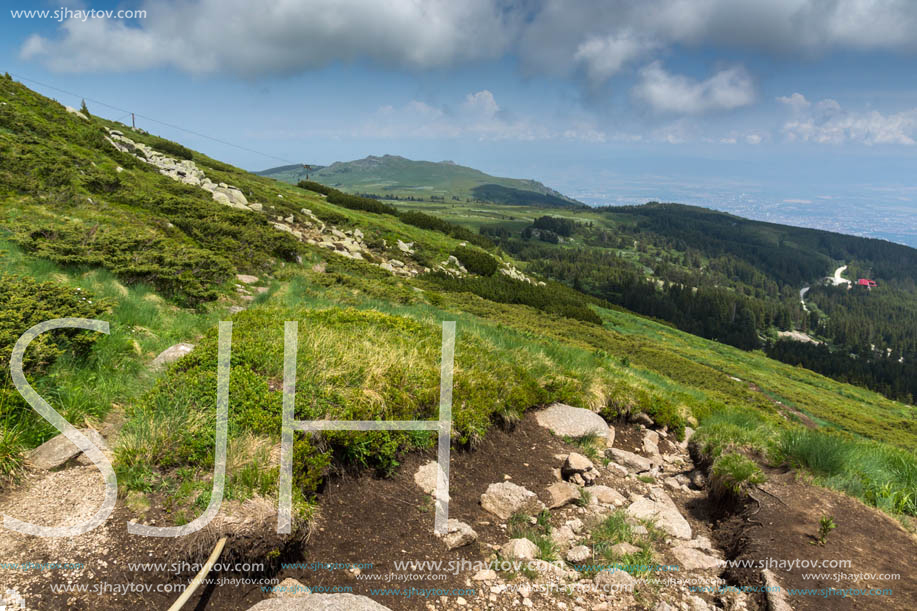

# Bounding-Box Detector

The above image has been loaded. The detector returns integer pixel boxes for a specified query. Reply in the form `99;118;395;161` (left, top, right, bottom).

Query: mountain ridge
257;154;585;208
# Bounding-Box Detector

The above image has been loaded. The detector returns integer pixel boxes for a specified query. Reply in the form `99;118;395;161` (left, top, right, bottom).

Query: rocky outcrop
103;130;427;281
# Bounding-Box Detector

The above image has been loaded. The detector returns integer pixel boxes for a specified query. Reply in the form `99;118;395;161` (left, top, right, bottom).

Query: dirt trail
1;411;914;610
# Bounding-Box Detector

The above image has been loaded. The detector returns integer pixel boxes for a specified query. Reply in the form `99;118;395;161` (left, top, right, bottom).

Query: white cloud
633;61;755;114
462;90;500;118
745;133;763;144
22;1;917;78
519;0;917;81
348;91;604;143
777;92;811;112
783;198;813;204
781;96;917;145
20;0;514;75
573;31;657;85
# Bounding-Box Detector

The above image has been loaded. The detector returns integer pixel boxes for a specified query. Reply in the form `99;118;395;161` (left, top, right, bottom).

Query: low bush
710;452;765;498
295;181;494;248
397;211;493;248
452;245;498;276
426;272;602;325
0;273;109;485
13;222;234;305
150;137;193;160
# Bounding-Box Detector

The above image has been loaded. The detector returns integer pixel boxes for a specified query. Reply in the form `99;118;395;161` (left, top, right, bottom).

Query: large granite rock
28;429;107;470
480;482;544;520
626;487;692;539
608;448;653;473
151;343;194;369
535;403;610;441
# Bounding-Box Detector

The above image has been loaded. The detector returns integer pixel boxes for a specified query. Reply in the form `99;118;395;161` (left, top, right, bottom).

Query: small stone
590;485;626;506
566;545;590;563
671;546;722;571
610;542;641;556
593;567;635;589
608;449;653;473
438;519;477;550
562;453;595;477
473;569;497;581
547;481;580;509
501;538;538;561
28;429;107;470
235;274;259;284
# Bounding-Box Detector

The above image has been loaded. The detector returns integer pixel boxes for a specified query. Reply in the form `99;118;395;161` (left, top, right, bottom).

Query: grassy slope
1;76;914;527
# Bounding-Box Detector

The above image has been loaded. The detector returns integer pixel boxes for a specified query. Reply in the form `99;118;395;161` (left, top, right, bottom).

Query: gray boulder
535;403;610;441
626;487;692;539
480;482;544;520
501;537;539;561
608;448;653;473
438;519;477;550
151;343;194;369
28;429;107;470
547;481;580;509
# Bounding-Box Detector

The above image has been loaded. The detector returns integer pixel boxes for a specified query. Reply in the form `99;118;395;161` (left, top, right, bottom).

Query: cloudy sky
4;1;917;242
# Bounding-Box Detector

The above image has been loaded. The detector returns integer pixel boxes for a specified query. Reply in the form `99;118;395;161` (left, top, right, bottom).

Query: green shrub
296;181;494;248
397;211;493;248
426;272;602;325
13;222;233;306
296;180;332;196
710;452;765;497
452;246;498;276
150;137;193;160
297;181;397;215
0;273;110;378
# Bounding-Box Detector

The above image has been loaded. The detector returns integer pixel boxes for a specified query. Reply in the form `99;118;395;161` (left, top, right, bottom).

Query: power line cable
8;72;298;165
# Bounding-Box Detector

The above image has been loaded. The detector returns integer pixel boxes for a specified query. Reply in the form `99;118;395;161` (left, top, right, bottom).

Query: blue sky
3;1;917;244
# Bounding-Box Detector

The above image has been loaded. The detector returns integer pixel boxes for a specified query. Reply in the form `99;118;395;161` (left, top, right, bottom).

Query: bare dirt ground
0;413;914;611
714;467;917;611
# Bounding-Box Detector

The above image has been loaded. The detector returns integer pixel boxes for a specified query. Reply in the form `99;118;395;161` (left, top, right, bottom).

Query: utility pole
131;113;135;129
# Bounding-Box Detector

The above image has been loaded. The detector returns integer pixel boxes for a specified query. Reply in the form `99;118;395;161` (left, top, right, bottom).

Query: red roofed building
857;278;877;288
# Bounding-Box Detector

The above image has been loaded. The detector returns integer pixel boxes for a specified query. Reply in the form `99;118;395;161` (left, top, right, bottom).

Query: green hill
1;72;914;548
257;154;585;208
